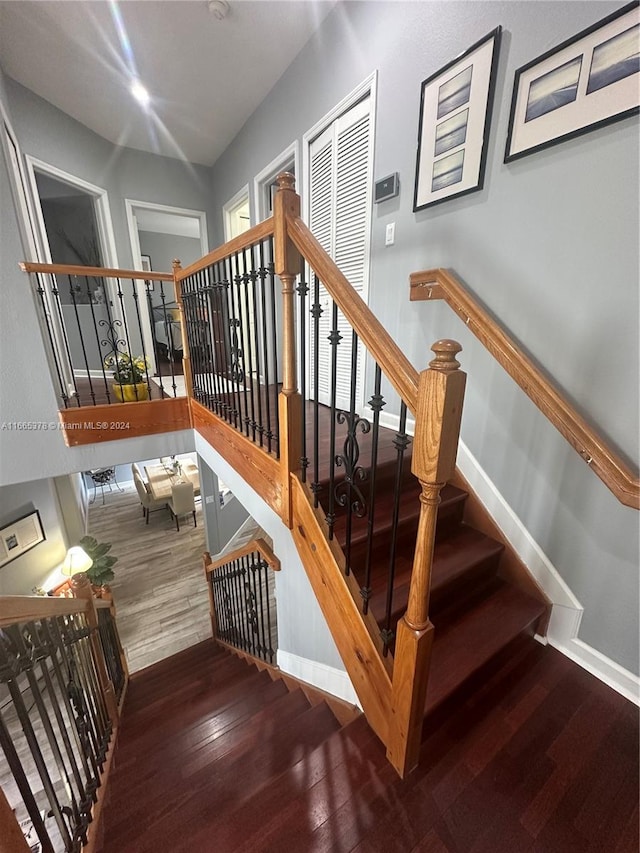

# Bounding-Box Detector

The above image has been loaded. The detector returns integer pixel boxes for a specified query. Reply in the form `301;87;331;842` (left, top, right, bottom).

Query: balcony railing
21;262;184;409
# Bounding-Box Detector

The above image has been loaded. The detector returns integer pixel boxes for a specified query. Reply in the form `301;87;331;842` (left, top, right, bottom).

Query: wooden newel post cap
172;258;182;272
429;339;462;372
70;572;92;598
276;172;296;192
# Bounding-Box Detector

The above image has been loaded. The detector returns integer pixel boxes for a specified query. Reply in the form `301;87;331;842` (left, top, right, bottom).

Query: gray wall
207;1;639;674
138;230;203;306
0;479;68;594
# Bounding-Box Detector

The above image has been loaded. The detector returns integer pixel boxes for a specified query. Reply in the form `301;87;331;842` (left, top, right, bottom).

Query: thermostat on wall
374;173;399;203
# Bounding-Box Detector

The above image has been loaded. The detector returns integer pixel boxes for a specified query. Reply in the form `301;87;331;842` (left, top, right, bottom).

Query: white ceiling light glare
131;80;150;107
208;1;230;21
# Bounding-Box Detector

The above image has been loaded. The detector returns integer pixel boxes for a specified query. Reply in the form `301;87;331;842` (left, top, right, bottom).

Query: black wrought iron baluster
127;276;152;400
311;274;323;508
268;249;280;458
381;402;411;656
250;243;265;446
227;561;240;648
0;625;73;851
232;252;250;436
48;617;101;795
207;266;222;417
51;274;81;406
66;615;109;763
241;248;257;441
68;274;96;405
159;279;179;398
222;256;239;429
84;275;112;403
114;276;142;400
297;263;309;481
34;273;70;408
228;254;246;432
19;621;86;844
254;557;268;661
97;610;124;701
236;559;249;652
245;555;258;658
258;242;273;452
334;330;369;576
326;300;342;539
263;564;276;663
361;365;385;614
197;268;212;410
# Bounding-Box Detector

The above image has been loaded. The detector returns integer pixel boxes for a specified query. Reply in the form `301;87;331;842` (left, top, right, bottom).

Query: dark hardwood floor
99;639;639;853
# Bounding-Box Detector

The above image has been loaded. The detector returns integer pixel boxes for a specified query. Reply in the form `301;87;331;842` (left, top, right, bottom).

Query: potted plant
105;353;150;402
78;535;118;588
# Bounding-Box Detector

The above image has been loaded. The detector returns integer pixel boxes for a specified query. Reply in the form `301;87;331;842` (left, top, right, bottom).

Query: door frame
301;71;378;410
253;141;300;223
125;198;209;371
24;155;121;387
223;184;250;241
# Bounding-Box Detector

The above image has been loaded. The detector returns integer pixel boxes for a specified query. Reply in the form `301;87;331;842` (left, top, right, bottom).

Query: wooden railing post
173;258;195;399
71;574;120;726
0;786;30;853
387;339;466;777
203;551;218;639
274;172;303;526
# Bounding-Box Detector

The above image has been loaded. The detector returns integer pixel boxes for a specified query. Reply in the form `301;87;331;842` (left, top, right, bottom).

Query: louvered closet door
309;95;372;410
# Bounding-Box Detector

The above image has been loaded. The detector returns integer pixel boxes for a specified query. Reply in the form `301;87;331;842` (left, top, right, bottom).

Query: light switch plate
385;222;395;246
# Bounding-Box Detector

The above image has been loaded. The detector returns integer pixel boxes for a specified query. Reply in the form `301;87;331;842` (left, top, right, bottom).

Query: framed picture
414;27;502;211
0;510;45;568
505;1;640;162
140;254;154;291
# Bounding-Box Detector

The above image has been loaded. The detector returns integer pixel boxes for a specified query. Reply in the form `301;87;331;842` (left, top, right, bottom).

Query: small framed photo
505;1;640;162
141;254;154;291
414;27;502;211
0;510;45;568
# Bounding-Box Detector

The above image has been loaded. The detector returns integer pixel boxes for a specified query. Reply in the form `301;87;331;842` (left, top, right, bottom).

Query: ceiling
0;0;336;167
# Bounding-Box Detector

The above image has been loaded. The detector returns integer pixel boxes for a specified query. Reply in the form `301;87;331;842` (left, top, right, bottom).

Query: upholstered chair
133;472;167;524
167;481;196;531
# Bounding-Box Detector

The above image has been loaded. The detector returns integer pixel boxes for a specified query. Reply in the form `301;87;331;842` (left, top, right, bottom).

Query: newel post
274;172;303;527
172;258;194;398
387;339;466;777
71;574;119;726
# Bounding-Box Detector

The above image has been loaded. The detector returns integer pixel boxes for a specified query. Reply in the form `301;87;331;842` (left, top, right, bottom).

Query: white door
308;95;373;410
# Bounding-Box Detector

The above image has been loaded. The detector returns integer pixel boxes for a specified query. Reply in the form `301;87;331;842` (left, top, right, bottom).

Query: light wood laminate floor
88;484;262;674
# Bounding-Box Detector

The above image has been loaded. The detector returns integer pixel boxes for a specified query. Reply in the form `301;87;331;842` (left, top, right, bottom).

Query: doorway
125;200;209;378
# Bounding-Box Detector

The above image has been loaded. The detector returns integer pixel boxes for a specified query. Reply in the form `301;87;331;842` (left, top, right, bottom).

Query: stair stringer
290;476;393;748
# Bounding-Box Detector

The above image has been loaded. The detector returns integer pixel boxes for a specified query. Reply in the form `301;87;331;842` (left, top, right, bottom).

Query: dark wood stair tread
364;524;505;629
425;581;546;714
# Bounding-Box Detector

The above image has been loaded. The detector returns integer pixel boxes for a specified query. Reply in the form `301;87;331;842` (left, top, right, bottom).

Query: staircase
326;449;547;721
98;640;362;853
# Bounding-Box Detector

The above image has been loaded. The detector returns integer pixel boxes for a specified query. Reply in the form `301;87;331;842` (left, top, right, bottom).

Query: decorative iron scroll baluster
335;329;369;576
380;402;411;656
310;274;323;508
361;364;386;613
97;608;125;701
297;266;309;481
209;550;277;663
242;248;257;442
68;274;96;406
326;300;342;539
250;243;265;447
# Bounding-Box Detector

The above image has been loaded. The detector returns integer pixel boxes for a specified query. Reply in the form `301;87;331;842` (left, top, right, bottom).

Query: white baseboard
277;649;361;708
548;636;640;706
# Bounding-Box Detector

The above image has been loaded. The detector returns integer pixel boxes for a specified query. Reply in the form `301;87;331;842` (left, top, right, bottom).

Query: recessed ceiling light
131;80;150;107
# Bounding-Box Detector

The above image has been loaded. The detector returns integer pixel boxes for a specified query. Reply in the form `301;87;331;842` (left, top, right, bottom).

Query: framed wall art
0;510;45;568
505;1;639;162
414;26;502;211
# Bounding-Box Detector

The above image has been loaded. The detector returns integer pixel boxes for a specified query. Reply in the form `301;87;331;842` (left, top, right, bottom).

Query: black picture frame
413;26;502;211
141;254;154;291
505;1;640;162
0;509;46;568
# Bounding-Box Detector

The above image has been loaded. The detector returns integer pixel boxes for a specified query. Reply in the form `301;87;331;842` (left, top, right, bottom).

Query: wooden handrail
20;260;173;281
287;214;420;414
411;268;640;510
204;537;280;575
175;217;275;281
0;594;89;628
